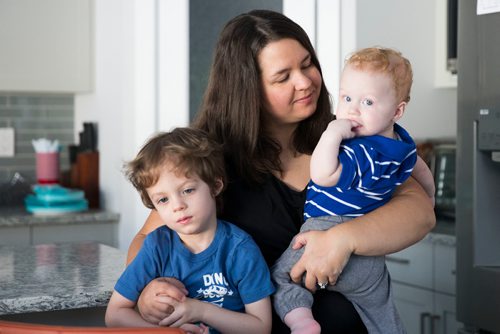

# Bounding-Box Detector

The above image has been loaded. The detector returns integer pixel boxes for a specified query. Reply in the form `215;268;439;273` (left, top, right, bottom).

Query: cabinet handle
386;256;410;265
431;314;441;334
420;312;431;334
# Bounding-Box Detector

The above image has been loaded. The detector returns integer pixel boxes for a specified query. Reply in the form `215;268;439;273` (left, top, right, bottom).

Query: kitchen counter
0;207;119;228
0;242;125;315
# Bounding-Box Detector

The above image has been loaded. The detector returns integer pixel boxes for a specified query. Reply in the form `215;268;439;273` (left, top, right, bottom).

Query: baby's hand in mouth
350;120;361;130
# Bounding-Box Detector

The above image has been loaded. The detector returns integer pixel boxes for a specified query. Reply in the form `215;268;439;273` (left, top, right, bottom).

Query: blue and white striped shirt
304;124;417;219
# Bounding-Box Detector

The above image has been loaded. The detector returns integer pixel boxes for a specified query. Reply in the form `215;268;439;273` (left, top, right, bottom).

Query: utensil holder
36;152;60;184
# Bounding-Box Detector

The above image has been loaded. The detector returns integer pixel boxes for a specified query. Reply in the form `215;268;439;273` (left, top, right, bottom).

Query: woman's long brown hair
193;9;333;184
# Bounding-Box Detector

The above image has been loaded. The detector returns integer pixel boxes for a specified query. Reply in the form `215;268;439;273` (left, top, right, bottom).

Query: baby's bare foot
290;318;321;334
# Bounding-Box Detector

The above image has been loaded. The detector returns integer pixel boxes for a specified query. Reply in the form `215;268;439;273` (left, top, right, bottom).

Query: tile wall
0;94;74;185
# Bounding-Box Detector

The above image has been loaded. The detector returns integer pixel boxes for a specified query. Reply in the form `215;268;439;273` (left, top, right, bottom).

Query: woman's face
259;38;322;128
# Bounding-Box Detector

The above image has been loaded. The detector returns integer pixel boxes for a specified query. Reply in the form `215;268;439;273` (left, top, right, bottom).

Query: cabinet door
0;0;92;92
434;242;456;295
0;226;30;246
386;238;433;289
392;282;434;334
32;222;117;247
433;293;461;334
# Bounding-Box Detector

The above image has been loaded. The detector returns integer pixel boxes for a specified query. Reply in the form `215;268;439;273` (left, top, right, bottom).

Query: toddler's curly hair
125;127;226;210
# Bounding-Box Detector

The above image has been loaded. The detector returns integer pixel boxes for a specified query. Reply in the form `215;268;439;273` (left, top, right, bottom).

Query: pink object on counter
36;152;60;184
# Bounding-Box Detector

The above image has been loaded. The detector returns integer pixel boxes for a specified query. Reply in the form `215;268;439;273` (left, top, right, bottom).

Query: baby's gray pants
271;215;406;334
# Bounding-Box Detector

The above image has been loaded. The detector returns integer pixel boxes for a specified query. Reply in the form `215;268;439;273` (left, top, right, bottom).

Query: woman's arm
159;297;272;334
128;210;188;324
341;176;435;254
290;177;435;290
127;210;164;265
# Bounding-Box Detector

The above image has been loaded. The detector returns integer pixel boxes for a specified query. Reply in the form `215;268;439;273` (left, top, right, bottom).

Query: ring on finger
318;281;328;289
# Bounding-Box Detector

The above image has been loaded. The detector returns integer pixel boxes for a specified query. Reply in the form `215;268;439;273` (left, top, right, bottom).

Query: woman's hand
136;277;188;324
289;226;354;291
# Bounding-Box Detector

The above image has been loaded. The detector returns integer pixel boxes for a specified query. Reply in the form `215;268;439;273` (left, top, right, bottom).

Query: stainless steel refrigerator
456;1;500;333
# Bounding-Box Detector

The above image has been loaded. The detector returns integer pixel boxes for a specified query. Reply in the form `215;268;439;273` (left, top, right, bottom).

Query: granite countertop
0;242;125;315
0;207;120;228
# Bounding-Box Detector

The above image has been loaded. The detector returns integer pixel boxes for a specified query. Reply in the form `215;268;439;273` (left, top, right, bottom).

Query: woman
127;9;435;333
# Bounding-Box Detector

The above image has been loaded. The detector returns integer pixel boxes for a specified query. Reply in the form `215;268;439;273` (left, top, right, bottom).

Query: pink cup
36;152;60;184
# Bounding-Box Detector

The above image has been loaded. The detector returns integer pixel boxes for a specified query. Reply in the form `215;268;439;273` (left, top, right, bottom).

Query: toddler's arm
310;119;357;187
412;156;435;206
158;296;272;334
105;290;157;327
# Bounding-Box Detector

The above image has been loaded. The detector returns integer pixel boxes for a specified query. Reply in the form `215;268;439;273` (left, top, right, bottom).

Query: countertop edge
0;291;112;315
0;209;120;228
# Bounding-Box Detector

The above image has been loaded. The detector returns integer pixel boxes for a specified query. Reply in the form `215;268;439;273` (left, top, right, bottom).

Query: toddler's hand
158;297;200;327
136;277;188;324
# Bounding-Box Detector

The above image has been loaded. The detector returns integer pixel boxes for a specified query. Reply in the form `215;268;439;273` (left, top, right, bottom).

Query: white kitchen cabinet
433;242;456;295
0;226;30;245
392;283;434;334
32;222;117;247
434;293;460;334
386;237;434;289
392;283;459;334
387;233;461;334
0;0;93;92
0;221;118;248
0;210;119;247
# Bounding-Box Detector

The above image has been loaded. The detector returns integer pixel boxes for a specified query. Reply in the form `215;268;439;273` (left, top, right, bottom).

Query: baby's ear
393;101;407;122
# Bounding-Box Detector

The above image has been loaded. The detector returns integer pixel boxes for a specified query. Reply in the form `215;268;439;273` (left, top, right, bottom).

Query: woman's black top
220;169;367;333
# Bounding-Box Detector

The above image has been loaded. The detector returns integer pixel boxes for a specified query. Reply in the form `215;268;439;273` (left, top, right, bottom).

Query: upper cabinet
0;0;93;92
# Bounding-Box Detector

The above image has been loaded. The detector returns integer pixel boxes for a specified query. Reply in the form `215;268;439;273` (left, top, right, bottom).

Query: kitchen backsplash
0;94;74;184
